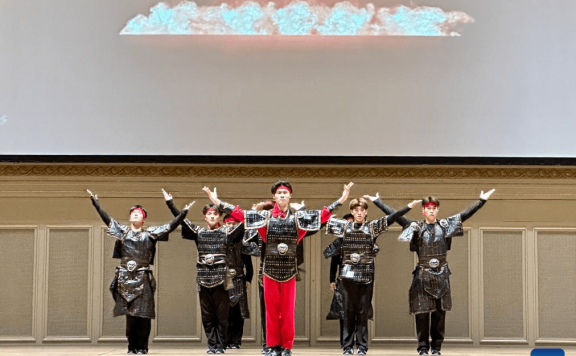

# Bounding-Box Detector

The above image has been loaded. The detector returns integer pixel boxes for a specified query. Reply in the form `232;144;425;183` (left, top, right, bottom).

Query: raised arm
166;202;193;232
386;200;421;225
163;190;199;240
364;193;414;228
87;189;111;226
162;189;181;217
321;182;354;223
203;186;246;223
460;189;495;222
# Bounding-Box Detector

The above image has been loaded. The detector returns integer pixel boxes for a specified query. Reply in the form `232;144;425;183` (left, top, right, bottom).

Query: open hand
161;188;172;201
480;189;496;200
363;193;379;202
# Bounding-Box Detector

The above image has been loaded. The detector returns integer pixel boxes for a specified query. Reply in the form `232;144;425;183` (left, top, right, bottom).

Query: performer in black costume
162;189;245;355
222;214;254;350
324;197;420;355
204;182;353;356
366;189;495;355
327;213;353;350
87;189;192;355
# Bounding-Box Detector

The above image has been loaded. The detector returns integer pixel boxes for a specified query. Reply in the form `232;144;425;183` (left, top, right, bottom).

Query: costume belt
198;253;227;265
343;253;374;265
119;260;150;272
418;257;447;268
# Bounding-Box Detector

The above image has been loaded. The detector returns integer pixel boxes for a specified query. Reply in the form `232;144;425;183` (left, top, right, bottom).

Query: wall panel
482;230;525;342
535;230;576;342
45;227;91;340
0;228;36;340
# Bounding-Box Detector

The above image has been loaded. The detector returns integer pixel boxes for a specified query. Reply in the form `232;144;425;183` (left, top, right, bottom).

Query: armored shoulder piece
245;210;271;229
107;218;129;239
369;217;388;237
398;221;423;242
441;215;463;238
295;209;321;231
325;217;347;237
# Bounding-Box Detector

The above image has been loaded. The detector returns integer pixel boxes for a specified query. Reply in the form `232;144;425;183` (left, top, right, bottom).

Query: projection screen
0;0;574;157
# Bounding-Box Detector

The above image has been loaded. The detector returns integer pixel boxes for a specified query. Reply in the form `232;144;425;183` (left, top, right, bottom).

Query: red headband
131;208;146;219
276;185;292;193
205;208;217;214
224;217;239;223
423;202;438;208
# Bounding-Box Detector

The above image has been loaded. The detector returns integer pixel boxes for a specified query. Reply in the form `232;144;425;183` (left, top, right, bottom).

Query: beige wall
0;163;575;347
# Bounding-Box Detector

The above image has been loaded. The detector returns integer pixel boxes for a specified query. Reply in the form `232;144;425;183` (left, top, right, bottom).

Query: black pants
341;279;372;351
227;303;244;346
259;281;267;347
415;300;446;352
126;315;151;352
199;285;230;350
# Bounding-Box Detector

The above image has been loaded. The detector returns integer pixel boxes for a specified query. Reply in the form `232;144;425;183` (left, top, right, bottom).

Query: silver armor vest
263;214;299;282
116;231;155;267
196;228;229;288
340;223;375;284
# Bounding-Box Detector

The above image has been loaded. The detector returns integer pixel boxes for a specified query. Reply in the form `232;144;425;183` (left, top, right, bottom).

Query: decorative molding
1;164;576;180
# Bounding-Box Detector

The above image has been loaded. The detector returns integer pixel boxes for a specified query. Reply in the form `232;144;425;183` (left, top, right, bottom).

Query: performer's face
205;210;221;228
273;188;292;207
224;220;237;227
422;204;439;223
350;206;367;223
129;210;145;226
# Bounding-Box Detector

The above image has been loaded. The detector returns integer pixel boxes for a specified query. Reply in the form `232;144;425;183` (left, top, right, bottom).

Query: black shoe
418;350;429;355
280;349;292;356
136;351;146;355
215;349;225;354
343;347;353;355
262;345;271;354
228;344;240;349
127;350;136;355
431;350;441;355
207;348;216;354
357;348;367;355
266;346;281;356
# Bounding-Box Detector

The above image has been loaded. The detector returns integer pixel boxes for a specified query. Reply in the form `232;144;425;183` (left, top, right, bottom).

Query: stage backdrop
0;0;575;157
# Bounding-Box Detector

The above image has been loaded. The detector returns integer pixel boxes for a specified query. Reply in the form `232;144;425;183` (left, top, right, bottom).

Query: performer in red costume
204;181;353;356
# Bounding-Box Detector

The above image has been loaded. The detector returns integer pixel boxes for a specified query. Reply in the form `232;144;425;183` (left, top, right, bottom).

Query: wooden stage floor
0;345;573;356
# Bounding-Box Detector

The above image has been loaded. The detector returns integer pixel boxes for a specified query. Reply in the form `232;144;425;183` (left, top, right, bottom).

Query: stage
0;345;573;356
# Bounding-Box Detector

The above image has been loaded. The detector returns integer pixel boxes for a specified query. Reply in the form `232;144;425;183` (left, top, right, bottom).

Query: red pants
263;275;297;349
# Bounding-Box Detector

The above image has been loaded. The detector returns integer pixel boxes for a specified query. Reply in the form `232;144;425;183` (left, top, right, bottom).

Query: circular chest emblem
429;258;440;268
277;243;289;255
350;253;361;264
205;254;215;265
229;269;237;277
127;260;137;272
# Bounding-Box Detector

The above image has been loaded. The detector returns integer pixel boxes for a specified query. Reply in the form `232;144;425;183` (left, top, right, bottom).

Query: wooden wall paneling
44;226;93;342
480;228;527;344
534;228;576;345
0;227;38;342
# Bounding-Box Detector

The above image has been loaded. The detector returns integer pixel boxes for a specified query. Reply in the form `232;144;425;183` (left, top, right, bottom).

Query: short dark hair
129;205;147;218
342;213;354;221
349;198;368;210
202;203;222;215
422;196;440;207
271;180;293;194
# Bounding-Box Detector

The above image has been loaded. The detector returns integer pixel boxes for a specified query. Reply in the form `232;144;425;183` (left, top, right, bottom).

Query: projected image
120;1;474;36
